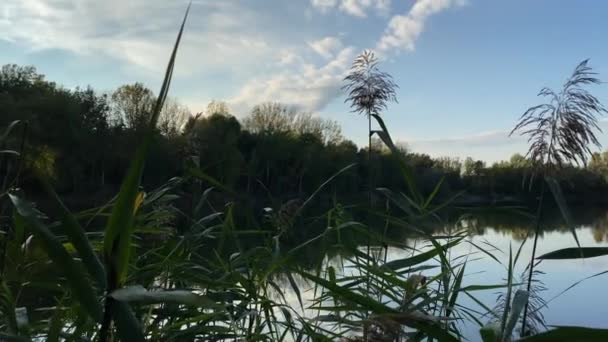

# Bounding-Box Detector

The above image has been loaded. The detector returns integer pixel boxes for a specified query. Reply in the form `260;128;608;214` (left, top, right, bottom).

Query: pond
6;200;608;341
453;225;608;340
278;207;608;341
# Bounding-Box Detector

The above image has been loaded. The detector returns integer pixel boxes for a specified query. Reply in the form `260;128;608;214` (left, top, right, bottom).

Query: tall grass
511;59;607;337
2;7;608;342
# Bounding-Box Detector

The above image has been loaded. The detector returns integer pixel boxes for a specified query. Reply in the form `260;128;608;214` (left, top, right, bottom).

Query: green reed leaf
40;179;106;289
545;176;580;248
9;194;103;322
103;1;191;286
537;247;608;260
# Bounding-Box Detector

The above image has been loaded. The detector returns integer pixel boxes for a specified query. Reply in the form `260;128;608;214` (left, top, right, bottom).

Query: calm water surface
283;215;608;341
454;226;608;340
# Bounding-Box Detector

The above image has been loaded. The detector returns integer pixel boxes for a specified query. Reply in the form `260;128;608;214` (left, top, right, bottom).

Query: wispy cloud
0;0;468;115
230;47;357;116
310;0;339;13
311;0;391;17
409;130;516;147
0;1;275;76
309;36;343;59
404;129;527;162
405;119;608;161
377;0;466;52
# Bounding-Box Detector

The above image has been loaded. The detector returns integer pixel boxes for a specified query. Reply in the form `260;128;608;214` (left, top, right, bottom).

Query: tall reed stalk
510;59;606;336
343;51;397;338
343;50;397;205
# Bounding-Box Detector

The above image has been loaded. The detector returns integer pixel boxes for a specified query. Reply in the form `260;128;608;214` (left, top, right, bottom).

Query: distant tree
0;64;46;90
291;112;343;145
3;61;608;223
0;64;56;125
159;97;190;138
185;113;243;186
370;137;388;153
463;157;476;176
206;100;231;116
589;151;608;177
319;119;344;145
243;102;295;135
73;87;111;133
408;153;434;169
509;153;530;168
395;141;410;155
72;87;112;187
434;156;462;174
110;83;155;129
243;102;343;144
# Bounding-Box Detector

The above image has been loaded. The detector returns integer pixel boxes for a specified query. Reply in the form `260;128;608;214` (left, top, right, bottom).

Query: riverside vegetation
3;5;608;341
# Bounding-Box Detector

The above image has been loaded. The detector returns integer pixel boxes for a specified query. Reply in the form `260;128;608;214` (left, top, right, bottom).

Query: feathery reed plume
342;50;398;201
510;59;606;337
343;50;398;117
511;59;606;169
343;50;398;339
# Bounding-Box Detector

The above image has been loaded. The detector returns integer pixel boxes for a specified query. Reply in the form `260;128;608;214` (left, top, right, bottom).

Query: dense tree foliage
2;64;608;210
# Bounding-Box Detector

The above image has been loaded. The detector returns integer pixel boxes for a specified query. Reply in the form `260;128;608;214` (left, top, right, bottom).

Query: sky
1;0;608;162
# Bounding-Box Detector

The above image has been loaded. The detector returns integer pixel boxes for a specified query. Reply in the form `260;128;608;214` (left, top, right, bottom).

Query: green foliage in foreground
2;6;608;342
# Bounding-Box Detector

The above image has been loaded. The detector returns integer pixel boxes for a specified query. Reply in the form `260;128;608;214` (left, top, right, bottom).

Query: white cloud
309;36;343;59
340;0;390;17
230;47;357;116
0;0;469;118
311;0;390;17
0;0;273;75
404;129;528;162
1;0;361;114
278;49;302;66
410;130;515;147
311;0;339;13
378;0;466;52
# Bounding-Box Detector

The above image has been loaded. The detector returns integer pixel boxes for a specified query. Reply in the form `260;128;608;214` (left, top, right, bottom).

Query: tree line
2;64;608;210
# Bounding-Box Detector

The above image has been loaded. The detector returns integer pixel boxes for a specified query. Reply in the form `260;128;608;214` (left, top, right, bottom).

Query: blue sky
1;0;608;162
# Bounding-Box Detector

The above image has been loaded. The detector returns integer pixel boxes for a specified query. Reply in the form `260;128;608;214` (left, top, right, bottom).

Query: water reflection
281;205;608;270
278;206;608;341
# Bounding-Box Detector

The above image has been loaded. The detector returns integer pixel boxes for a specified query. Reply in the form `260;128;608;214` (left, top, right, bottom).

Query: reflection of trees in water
236;204;608;270
454;205;608;242
591;212;608;242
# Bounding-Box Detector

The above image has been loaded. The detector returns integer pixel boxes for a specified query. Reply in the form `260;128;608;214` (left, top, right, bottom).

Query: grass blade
0;280;18;334
112;301;146;342
384;238;463;271
424;176;445;209
294;163;356;219
103;1;191;286
503;289;528;341
9;194;103;322
371;113;422;203
447;264;465;318
40;179;106;289
299;271;396;314
0;121;22;143
500;244;513;334
537;247;608;260
545;176;580;248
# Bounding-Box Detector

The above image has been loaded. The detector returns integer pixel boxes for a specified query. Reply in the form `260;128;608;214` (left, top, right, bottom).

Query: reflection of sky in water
280;226;608;341
454;227;608;340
